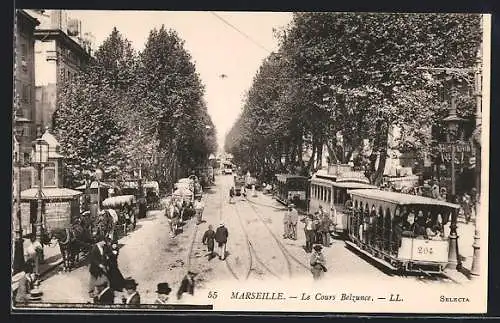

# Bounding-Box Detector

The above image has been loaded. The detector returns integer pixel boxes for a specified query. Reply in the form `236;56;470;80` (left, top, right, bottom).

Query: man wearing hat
301;214;316;253
215;222;229;260
289;204;299;240
93;276;114;304
88;234;111;298
122;278;140;305
177;271;197;300
310;244;327;280
155;283;172;304
283;204;292;239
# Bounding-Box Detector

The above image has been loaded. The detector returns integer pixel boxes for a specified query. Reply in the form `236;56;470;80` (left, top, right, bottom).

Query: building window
23;152;30;165
21;84;28;102
20;43;28;72
23;124;31;138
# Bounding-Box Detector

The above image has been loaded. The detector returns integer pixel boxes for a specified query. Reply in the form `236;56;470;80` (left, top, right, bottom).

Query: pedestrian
471;187;478;219
313;212;322;244
462;192;472;224
93;276;115;305
215;222;229;260
106;238;125;292
289;204;299;240
14;260;38;305
121;278;140;305
24;233;43;269
154;282;172;304
310;244;327;280
301;214;316;253
229;187;235;204
88;234;111;299
283;204;292;239
194;197;205;225
318;211;332;247
177;271;197;300
202;224;216;260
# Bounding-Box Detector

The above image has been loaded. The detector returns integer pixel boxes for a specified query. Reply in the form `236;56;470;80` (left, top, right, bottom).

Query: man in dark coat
215;223;229;260
93;276;115;305
177;271;197;300
88;235;111;298
202;224;216;260
121;278;140;305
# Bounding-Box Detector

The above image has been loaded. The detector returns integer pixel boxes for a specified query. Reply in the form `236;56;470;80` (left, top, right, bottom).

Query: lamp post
470;43;483;278
443;93;464;271
13;128;25;273
31;138;49;276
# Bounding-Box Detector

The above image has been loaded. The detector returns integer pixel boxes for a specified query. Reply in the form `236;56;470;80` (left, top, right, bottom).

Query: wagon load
172;187;194;203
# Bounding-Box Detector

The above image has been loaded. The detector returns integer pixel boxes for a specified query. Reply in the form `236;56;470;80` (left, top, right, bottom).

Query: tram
345;189;460;274
275;174;309;210
309;171;377;235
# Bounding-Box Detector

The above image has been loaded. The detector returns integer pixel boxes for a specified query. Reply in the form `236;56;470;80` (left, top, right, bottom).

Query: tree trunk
371;122;389;186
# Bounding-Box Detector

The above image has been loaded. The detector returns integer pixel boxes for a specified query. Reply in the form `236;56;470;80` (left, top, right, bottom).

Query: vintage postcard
11;10;490;314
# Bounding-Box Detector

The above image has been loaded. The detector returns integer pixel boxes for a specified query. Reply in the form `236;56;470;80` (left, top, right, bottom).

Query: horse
165;200;181;237
51;220;93;272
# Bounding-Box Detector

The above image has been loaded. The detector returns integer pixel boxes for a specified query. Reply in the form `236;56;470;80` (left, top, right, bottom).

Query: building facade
28;10;93;129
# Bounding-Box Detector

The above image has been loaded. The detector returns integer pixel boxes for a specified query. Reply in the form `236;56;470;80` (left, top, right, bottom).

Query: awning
21;187;82;200
74;181;113;190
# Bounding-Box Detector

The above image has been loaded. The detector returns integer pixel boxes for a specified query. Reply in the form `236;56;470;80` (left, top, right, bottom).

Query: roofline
18;10;40;27
349;189;460;209
34;29;91;59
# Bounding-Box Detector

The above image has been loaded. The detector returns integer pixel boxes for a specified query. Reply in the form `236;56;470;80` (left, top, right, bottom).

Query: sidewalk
12;239;63;292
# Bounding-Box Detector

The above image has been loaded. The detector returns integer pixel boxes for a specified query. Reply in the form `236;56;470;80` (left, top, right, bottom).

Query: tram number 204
417;246;434;255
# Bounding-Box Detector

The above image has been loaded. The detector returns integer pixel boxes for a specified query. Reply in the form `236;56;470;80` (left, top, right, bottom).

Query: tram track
236;199;294;279
219;185;241;281
231;203;281;280
245;197;311;275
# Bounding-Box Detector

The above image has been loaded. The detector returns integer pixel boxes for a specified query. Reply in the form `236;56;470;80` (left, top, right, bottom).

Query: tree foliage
226;13;481;184
53;27;217;189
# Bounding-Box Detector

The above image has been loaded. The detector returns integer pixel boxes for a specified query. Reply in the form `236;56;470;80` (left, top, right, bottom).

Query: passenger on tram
414;210;427;236
401;210;417;237
392;215;404;249
425;213;444;239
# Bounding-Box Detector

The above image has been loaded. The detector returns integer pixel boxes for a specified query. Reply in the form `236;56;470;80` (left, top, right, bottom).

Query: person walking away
177;271;197;300
155;283;172;304
215;222;229;260
289;204;299;240
462;192;472;224
319;211;332;247
194;197;205;225
14;261;38;305
93;276;115;304
310;244;327;280
313;212;322;244
106;238;125;292
121;278;140;305
283;204;292;239
470;187;478;220
229;187;235;204
202;225;216;260
301;214;316;253
88;235;111;299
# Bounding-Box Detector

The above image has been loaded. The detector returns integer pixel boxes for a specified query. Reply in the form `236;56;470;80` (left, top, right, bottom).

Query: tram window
354;200;358;209
378;206;384;217
327;189;331;203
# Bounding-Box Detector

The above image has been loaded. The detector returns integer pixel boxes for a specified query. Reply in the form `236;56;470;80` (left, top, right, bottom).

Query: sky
65;10;293;151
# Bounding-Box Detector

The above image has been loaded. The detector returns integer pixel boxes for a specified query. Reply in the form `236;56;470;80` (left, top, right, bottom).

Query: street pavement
33;175;481;304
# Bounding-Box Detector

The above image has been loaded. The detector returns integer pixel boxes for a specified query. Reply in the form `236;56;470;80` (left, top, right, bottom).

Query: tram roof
348;189;460;209
333;182;378;189
275;174;309;181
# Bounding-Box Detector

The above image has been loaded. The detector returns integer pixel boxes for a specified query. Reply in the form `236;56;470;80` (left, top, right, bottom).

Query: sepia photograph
11;9;490;313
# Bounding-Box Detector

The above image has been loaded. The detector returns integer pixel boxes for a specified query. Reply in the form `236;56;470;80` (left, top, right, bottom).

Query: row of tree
53;27;217;190
225;13;481;184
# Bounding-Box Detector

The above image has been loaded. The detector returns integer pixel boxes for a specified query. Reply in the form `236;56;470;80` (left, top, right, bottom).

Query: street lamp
13;127;25;273
31;138;49;276
443;93;465;271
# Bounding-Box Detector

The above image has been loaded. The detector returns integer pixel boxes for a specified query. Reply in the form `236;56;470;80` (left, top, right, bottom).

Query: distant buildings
27;9;94;129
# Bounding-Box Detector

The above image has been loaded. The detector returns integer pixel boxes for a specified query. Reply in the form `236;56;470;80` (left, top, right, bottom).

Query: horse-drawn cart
102;195;137;234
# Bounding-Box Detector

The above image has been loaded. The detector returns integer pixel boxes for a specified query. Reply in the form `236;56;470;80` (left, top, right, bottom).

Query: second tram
275;174;309;210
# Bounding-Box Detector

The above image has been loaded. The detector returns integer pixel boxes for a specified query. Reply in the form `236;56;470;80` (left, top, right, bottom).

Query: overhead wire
209;12;273;54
